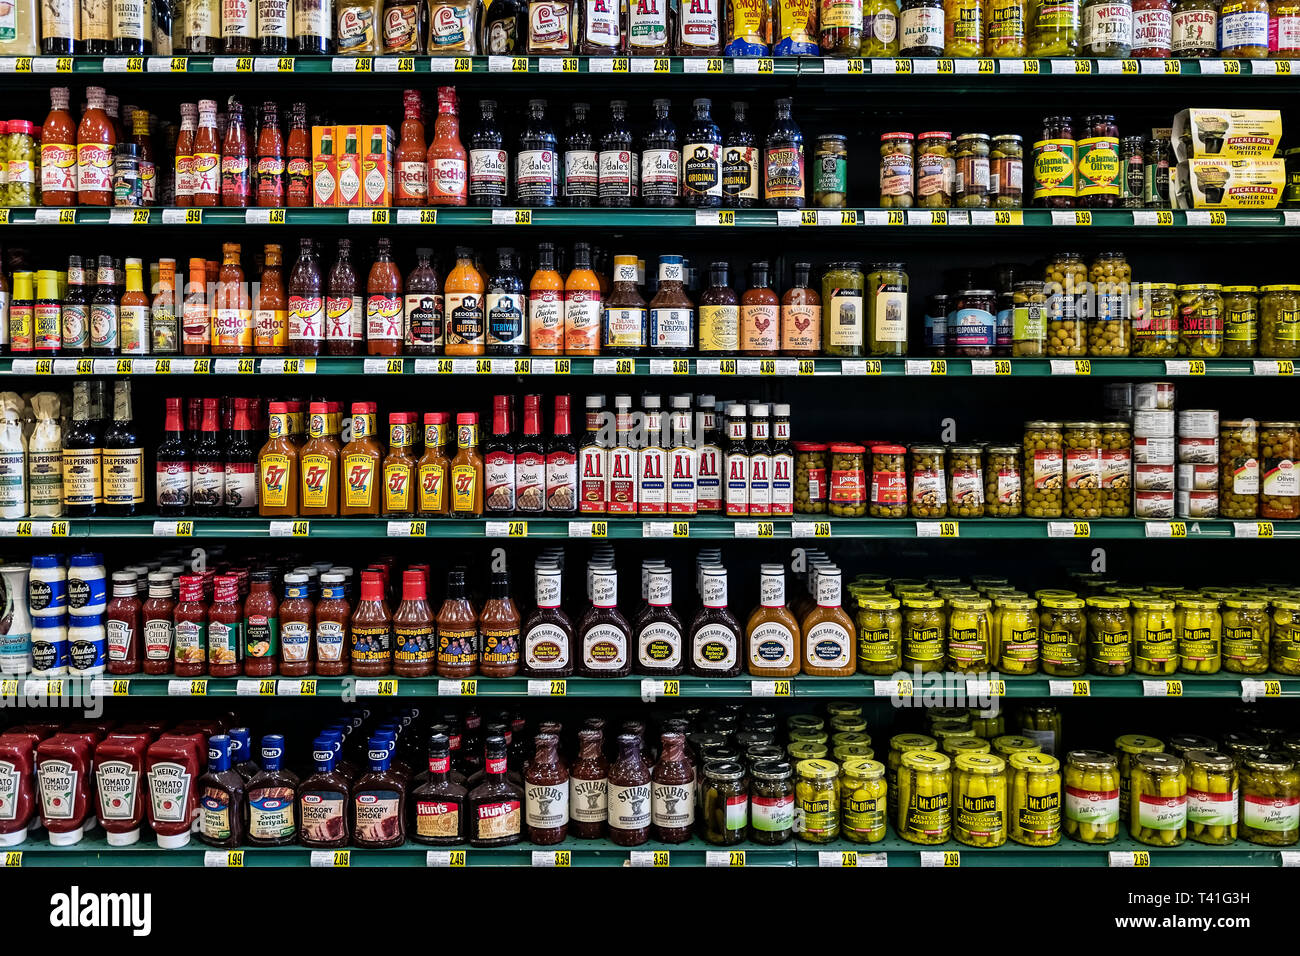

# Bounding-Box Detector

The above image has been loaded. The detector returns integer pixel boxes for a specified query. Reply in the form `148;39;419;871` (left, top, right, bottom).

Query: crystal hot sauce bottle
427;86;468;207
367;237;404;355
395;89;428;206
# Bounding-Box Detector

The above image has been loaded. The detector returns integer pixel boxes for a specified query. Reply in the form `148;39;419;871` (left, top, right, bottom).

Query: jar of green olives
953;753;1008;847
954;133;991;208
1260;284;1300;358
1009;751;1062;846
1011;280;1047;356
1184;749;1238;846
828;443;867;517
1177;283;1225;357
1131;595;1177;676
990;134;1023;208
1063;750;1121;844
1131;282;1179;356
1219;420;1259;519
1086;595;1132;676
701;760;748;845
794;758;840;843
948;445;985;517
898;750;952;845
994;595;1039;674
880;132;915;208
1271;597;1300;675
869;444;909;518
1130;752;1187;846
917;131;955;208
855;593;903;674
1115;734;1164;824
1260;421;1300;520
984;445;1023;516
910;443;948;518
1176;595;1222;674
1088;252;1131;356
1044;252;1087;356
1239;751;1300;846
748;759;794;845
1063;421;1102;519
947;596;993;672
1222;596;1270;674
1222;285;1259;356
1023;420;1064;518
840;757;888;843
814;134;848;208
794;441;829;515
903;597;946;673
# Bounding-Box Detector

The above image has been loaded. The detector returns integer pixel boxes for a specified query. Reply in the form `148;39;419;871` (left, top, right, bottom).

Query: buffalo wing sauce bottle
417;412;452;516
340;402;382;516
436;568;478;678
297;737;351;849
213;243;254;355
383;412;417;517
395;90;428;206
300;402;339;516
579;567;631;677
257;243;290;354
410;733;466;845
445;247;486;356
393;569;435;678
427;86;468;207
746;563;801;677
450;412;484;517
523;564;573;677
350;570;393;676
257;402;299;516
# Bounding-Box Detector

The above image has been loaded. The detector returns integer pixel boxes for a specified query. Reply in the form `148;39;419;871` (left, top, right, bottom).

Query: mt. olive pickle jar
1032;116;1076;208
1260;285;1300;358
814;134;848;208
1011;280;1047;356
992;735;1042;765
855;593;903;674
898;750;951;845
839;757;887;843
990;134;1023;207
1131;595;1177;676
953;753;1007;847
917;132;955;208
1023;419;1064;518
1098;421;1131;517
1040;597;1086;677
1176;596;1221;674
1009;751;1061;846
954;133;991;208
794;758;840;843
748;759;794;845
985;0;1028;53
1063;750;1121;844
828;443;867;517
1086;595;1132;676
1260;421;1300;520
1219;420;1259;519
1129;752;1186;846
995;595;1039;673
1131;282;1179;356
1239;751;1300;845
1221;285;1259;356
984;444;1023;516
869;444;909;517
944;0;985;54
822;261;865;356
1030;0;1081;53
900;0;947;54
867;262;908;356
1087;252;1131;356
1177;283;1224;357
947;596;993;672
1185;750;1238;846
902;597;946;673
879;132;915;208
910;443;947;518
948;444;985;517
1044;251;1086;355
1222;596;1270;674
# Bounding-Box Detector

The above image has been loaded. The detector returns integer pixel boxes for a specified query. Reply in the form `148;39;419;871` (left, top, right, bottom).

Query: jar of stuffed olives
1024;420;1064;517
879;132;915;208
840;757;888;843
814;134;849;208
1260;285;1300;357
887;733;939;810
990;135;1024;207
948;445;985;517
1009;751;1061;846
1088;251;1132;356
855;593;903;674
1260;421;1300;520
954;133;991;208
910;443;948;518
828;443;867;517
917;131;955;208
1064;421;1102;518
1098;421;1131;517
1222;597;1270;673
1130;752;1187;846
947;596;993;672
898;750;952;845
1132;282;1179;356
971;708;1005;739
1184;749;1238;846
870;444;909;518
1115;734;1165;824
1177;283;1224;357
1087;595;1133;676
1063;750;1121;844
1239;751;1300;845
1030;0;1081;53
1175;596;1222;674
748;759;795;845
1044;252;1087;355
903;597;946;673
1271;597;1300;675
1011;281;1047;356
992;596;1039;673
701;761;748;846
1222;286;1259;357
984;445;1023;516
1219;420;1259;519
1130;595;1177;676
952;753;1008;847
794;441;829;515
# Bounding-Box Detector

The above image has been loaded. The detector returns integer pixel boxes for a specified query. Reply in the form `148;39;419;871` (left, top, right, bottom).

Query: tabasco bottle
427;86;467;207
221;96;252;208
256;243;289;354
192;99;221;207
383;412;417;517
484;394;515;516
450;412;484;518
213;243;253;354
256;102;285;207
288;237;324;356
286;103;311;207
258;402;300;516
300;401;339;516
417;411;451;517
76;86;115;207
341;402;382;516
41;87;77;207
395;90;428;207
366;237;404;355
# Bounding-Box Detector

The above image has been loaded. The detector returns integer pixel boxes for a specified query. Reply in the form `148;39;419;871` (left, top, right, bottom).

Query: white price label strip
920;851;961;867
817;850;887;867
629;850;670;867
310;850;350;867
705;850;747;867
1281;850;1300;867
425;850;467;866
204;850;244;867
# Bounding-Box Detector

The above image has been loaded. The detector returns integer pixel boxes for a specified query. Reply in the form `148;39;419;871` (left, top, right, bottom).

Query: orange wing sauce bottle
383;412;417;517
450;412;484;518
417;411;452;517
213;243;253;355
299;401;339;517
258;402;300;516
255;243;288;354
340;401;382;516
445;247;485;357
563;241;602;356
527;242;563;355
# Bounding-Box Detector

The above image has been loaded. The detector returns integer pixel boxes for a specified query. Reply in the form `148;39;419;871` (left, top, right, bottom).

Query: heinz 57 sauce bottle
258;402;299;516
417;411;451;516
340;402;382;516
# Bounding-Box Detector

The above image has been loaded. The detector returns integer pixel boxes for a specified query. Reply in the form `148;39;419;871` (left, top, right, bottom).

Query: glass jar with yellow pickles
903;596;946;673
1131;282;1179;357
898;750;952;845
933;727;978;753
1176;596;1222;674
1023;420;1064;518
862;0;902;54
971;707;1005;739
840;757;888;844
926;707;972;732
1222;597;1270;674
1222;285;1259;357
1018;704;1062;755
1009;752;1061;846
1271;598;1300;675
1185;749;1238;847
1044;252;1087;356
855;593;903;675
944;0;985;55
1239;751;1300;846
1029;0;1079;52
947;596;993;673
1115;734;1164;824
944;736;992;758
992;734;1041;764
887;733;939;811
1063;750;1121;844
994;595;1039;674
1177;283;1224;357
952;753;1007;847
1039;595;1086;676
984;0;1027;52
1131;595;1177;677
794;758;840;844
1130;752;1187;846
1259;284;1300;358
1086;595;1132;676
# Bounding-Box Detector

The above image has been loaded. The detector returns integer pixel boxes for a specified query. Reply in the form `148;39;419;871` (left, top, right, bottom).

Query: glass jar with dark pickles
701;760;748;845
748;759;794;844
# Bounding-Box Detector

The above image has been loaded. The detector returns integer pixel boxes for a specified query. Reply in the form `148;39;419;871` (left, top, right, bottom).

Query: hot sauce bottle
172;574;208;677
411;733;466;845
394;569;435;678
396;89;428;207
192;99;221;206
468;735;522;847
298;736;350;848
366;237;404;356
480;570;521;677
77;86;116;207
182;258;210;355
436;568;478;677
243;570;279;676
221;96;251;208
341;402;382;516
451;412;484;517
173;102;198;207
417;411;451;516
445;247;485;356
198;735;246;849
255;101;285;207
41;87;77;207
106;571;142;675
214;243;254;354
142;571;176;675
351;569;393;675
286;102;311;207
607;731;651;846
287;237;323;355
255;243;289;354
428;86;468;207
315;572;350;676
258;402;300;516
383;412;417;516
327;239;364;355
247;734;299;847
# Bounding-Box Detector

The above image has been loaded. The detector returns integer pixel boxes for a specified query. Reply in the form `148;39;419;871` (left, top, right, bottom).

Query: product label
413;797;459;839
1263;458;1298;499
570;777;606;822
1186;787;1238;827
38;758;78;820
144;618;173;661
1231;457;1260;496
763;145;804;201
343;452;377;509
62;449;103;507
582;623;627;670
77;143;114;195
692;623;737;670
683;143;722;197
351;624;391;663
1065;785;1120;825
749;620;795;669
751;792;794;832
354;790;402;843
641;148;679;198
300;791;347;843
652;780;694;829
1033;139;1076;199
524;622;570;670
516;149;557;202
316;620;345;662
95;759;139;821
201;788;233;841
608;782;651;830
1243;792;1300;831
1220;10;1267;49
281;620;311;663
487;293;526;348
1133;6;1171;49
446;292;483;349
722;145;758;200
1138;791;1187;831
525;782;569;830
650;307;693;350
147;761;191;824
469;149;508;200
437;627;477;668
637;620;681;668
248;786;296;840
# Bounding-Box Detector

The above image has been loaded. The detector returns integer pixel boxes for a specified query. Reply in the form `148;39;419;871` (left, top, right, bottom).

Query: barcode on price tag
629;850;670;867
1143;680;1183;697
310;850;350;867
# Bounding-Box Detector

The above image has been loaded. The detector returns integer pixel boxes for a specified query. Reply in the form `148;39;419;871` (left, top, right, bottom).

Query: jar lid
794;441;829;451
992;735;1041;754
1116;734;1164;754
870;262;906;271
1260;284;1300;292
955;752;1004;773
902;596;945;610
1130;595;1174;610
1025;420;1063;429
1066;749;1118;771
1177;283;1222;291
992;134;1023;142
959;289;997;297
994;596;1037;610
910;443;946;453
832;731;872;747
1145;282;1178;291
948;444;982;454
829;442;866;454
902;750;950;772
880;131;914;141
918;131;952;141
1260;421;1300;428
1134;752;1184;774
955;132;990;142
834;744;875;761
704;760;746;782
949;596;992;610
818;133;848;143
1010;751;1059;773
870;444;908;455
1175;596;1220;610
946;738;992;756
787;714;825;731
788;741;828;760
1221;285;1258;293
840;757;885;779
1086;596;1131;609
1225;597;1268;609
1183;748;1233;772
750;758;792;780
796;758;839;782
858;594;901;610
889;733;938;753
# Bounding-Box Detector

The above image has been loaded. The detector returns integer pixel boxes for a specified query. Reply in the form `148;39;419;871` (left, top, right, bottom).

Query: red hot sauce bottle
106;571;142;675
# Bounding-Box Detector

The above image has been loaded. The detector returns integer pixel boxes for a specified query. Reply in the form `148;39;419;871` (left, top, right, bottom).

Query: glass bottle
546;394;578;515
699;261;740;353
603;254;648;355
690;566;743;677
468;100;507;208
649;255;695;354
722;100;759;209
563;102;598;208
327;239;363;355
764;97;805;209
579;567;632;677
641;99;680;208
405;248;443;355
569;728;607;838
428;86;468;207
741;261;779;355
483;0;526;50
608;732;652;846
436;568;479;677
524;564;574;677
564;242;603;355
221;96;251;208
410;733;466;845
155;397;191;517
782;261;821;355
652;732;695;843
516;99;559;208
90;255;119;356
525;733;569;845
682;98;723;208
365;237;404;356
598;100;638;208
636;566;683;675
62;380;103;518
468;735;523;846
483;394;516;516
487;249;527;356
288;237;323;356
515;394;546;515
102;379;143;518
213;243;253;355
339;402;382;516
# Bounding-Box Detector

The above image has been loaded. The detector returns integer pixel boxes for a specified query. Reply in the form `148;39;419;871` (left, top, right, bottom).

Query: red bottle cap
360;571;384;602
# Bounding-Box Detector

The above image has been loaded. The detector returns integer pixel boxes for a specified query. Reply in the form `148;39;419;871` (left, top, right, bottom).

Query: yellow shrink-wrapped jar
835;744;875;762
1222;597;1270;674
1018;704;1062;755
1184;749;1238;847
1272;597;1300;676
971;707;1005;739
1239;751;1300;846
1176;596;1222;675
898;750;952;845
953;753;1008;847
1086;595;1132;676
1063;750;1121;844
985;0;1027;53
1115;734;1164;824
855;593;903;675
903;596;946;673
947;596;993;672
1131;595;1177;677
1130;752;1187;846
1221;285;1258;357
887;733;939;811
994;595;1039;674
1029;0;1079;52
945;736;992;758
1009;751;1061;846
944;0;984;54
1039;595;1086;676
788;741;829;763
839;757;888;843
831;730;871;749
794;758;840;844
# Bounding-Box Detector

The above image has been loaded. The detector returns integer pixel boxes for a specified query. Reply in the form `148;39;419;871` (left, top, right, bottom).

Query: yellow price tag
1264;680;1282;696
930;359;947;375
1164;59;1181;73
55;57;73;71
175;521;194;536
994;359;1012;374
1132;851;1150;867
507;358;529;374
1187;360;1205;375
190;679;208;696
611;57;629;72
939;521;959;537
298;680;317;696
801;209;818;225
74;358;93;374
554;358;571;374
893;58;913;73
993;210;1022;226
1072;522;1091;537
1072;680;1091;696
943;851;961;867
237;357;255;373
772;680;792;697
258;679;276;696
561;57;579;71
194;358;212;372
50;521;69;536
514;209;532;225
353;57;372;71
653;57;670;72
1223;59;1241;74
756;57;774;73
131;208;150;224
185;208;202;224
718;358;737;374
672;521;689;537
44;680;64;696
661;680;680;696
725;850;746;866
33;359;53;374
1170;522;1187;537
1276;360;1295;375
813;521;831;537
670;358;689;374
1155;210;1174;225
276;57;295;71
614;358;633;374
4;851;20;867
1258;522;1275;538
977;58;994;72
57;208;75;224
375;679;398;696
716;210;735;225
847;58;864;72
759;359;776;375
929;210;948;225
395;56;415;70
370;209;390;225
590;521;608;537
886;209;905;225
554;850;571;866
936;58;954;73
509;521;528;537
155;358;172;373
705;57;723;72
382;358;402;373
1073;210;1092;226
169;57;188;71
1209;210;1227;225
1120;58;1138;73
110;679;130;696
863;359;882;374
511;56;528;71
839;210;858;226
414;209;436;225
0;210;8;224
460;680;478;696
1166;681;1184;696
234;56;253;70
448;850;467;865
12;57;30;72
548;680;567;696
0;679;16;696
1074;359;1092;374
1022;58;1040;73
1074;59;1092;73
292;520;310;536
987;680;1006;697
896;680;914;697
798;359;815;375
840;851;858;867
331;850;351;867
756;522;774;537
476;358;493;373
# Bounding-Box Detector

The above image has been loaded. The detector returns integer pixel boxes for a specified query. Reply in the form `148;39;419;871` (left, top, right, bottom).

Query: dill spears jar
898;750;952;845
1185;749;1238;846
953;753;1008;847
1063;750;1121;844
1130;752;1187;846
1009;751;1061;846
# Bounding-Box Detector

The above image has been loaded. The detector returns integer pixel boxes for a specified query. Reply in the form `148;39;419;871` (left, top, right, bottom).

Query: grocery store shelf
5;206;1297;231
7;672;1295;700
5;515;1294;540
3;832;1291;867
0;355;1291;378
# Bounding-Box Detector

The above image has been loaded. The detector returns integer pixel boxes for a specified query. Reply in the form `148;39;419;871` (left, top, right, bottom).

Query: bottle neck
553;403;571;436
163;401;184;434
